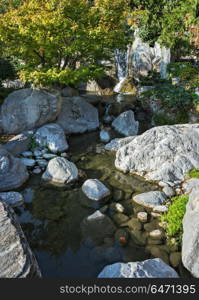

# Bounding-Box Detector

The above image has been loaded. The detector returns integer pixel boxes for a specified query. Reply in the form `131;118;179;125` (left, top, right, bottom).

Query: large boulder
115;124;199;183
112;110;139;137
0;201;41;278
98;258;179;278
182;188;199;277
34;123;68;153
42;157;78;184
57;97;99;134
1;89;62;134
0;146;29;191
81;210;116;244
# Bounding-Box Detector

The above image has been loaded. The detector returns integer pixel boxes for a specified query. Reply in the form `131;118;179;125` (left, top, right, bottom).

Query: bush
153;111;189;126
167;62;198;81
161;194;189;247
0;59;16;86
187;169;199;178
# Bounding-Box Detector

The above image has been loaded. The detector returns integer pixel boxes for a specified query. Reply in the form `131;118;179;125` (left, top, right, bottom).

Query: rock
0;192;24;207
21;151;33;157
110;203;125;214
100;130;111;143
182;188;199;277
61;152;68;158
112;110;139;137
36;159;48;168
33;150;43;157
112;213;129;225
20;158;36;167
112;189;124;201
61;86;79;97
42;157;78;184
170;252;181;268
105;136;135;152
127;217;142;231
0;146;29;191
82;179;110;202
34;123;69;153
151;212;162;218
81;210;116;244
98;258;178;278
133;191;167;209
57;97;99;134
0;201;41;278
149;229;164;240
115;124;199;183
148;247;169;265
1;88;62;134
163;186;175;198
33;167;42;174
182;178;199;194
137;212;148;223
3;133;32;156
144;220;158;232
153;205;168;213
42;153;57;160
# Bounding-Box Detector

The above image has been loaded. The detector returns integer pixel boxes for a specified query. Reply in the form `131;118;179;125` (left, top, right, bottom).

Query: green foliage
29;137;38;150
161;194;189;247
153;111;189;126
167;62;199;81
188;169;199;178
0;58;16;86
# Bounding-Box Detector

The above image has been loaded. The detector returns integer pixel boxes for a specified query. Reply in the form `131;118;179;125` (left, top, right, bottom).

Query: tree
0;0;130;87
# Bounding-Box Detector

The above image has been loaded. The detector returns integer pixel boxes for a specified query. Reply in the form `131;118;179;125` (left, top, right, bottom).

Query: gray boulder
112;110;139;137
42;157;78;184
57;97;99;134
82;179;110;201
3;133;32;156
115;124;199;183
98;258;179;278
34;123;68;153
81;210;116;244
182;188;199;277
0;192;24;207
0;146;29;191
0;201;41;278
133;191;167;209
1;89;62;134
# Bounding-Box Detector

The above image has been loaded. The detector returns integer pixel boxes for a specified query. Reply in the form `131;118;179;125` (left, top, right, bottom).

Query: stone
105;136;135;152
1;88;62;134
112;189;124;202
163;186;175;198
170;252;181;268
57;97;99;134
182;178;199;194
0;146;29;191
34;123;69;153
42;157;78;184
127;217;142;231
98;258;178;278
115;124;199;183
110;203;125;214
133;191;167;209
137;212;148;223
149;229;164;240
20;158;36;167
43;153;57;160
61;86;79;97
3;133;32;156
0;201;41;278
182;188;199;277
33;150;43;157
151;212;162;218
100;130;111;143
81;210;116;244
82;179;110;201
144;220;158;232
112;110;139;137
153;205;168;213
21;151;33;157
0;192;24;207
36;159;48;168
33;168;42;175
148;247;169;265
112;213;129;226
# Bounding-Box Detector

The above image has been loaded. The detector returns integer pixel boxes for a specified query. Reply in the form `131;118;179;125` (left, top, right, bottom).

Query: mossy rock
119;78;137;94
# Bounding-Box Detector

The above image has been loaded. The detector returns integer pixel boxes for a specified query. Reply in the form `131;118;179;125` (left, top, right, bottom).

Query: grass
188;169;199;178
161;194;189;247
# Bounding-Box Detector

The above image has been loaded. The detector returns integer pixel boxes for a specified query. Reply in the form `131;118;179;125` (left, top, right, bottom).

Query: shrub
161;194;189;247
167;62;199;81
153;111;189;126
187;169;199;178
0;58;16;86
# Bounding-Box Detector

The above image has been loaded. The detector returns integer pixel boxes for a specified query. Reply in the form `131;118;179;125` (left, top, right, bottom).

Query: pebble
36;159;48;168
163;186;175;197
137;212;148;223
20;158;36;167
149;229;164;240
33;168;42;174
43;153;57;160
33;150;43;157
153;205;168;213
21;151;33;157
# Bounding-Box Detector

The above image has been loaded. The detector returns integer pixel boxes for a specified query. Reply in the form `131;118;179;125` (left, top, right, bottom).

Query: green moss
188;169;199;178
161;194;189;247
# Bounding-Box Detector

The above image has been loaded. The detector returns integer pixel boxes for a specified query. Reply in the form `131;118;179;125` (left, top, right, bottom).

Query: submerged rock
115;124;199;183
57;97;99;134
35;123;68;153
81;210;116;244
100;130;111;143
133;191;167;209
98;258;179;278
182;188;199;277
0;146;29;191
42;157;78;184
0;201;41;278
82;179;110;202
1;89;62;134
0;192;24;207
112;110;139;137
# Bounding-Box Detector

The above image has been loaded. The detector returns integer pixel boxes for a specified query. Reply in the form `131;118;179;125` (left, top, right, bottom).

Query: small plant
187;169;199;178
29;137;38;150
161;194;189;248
